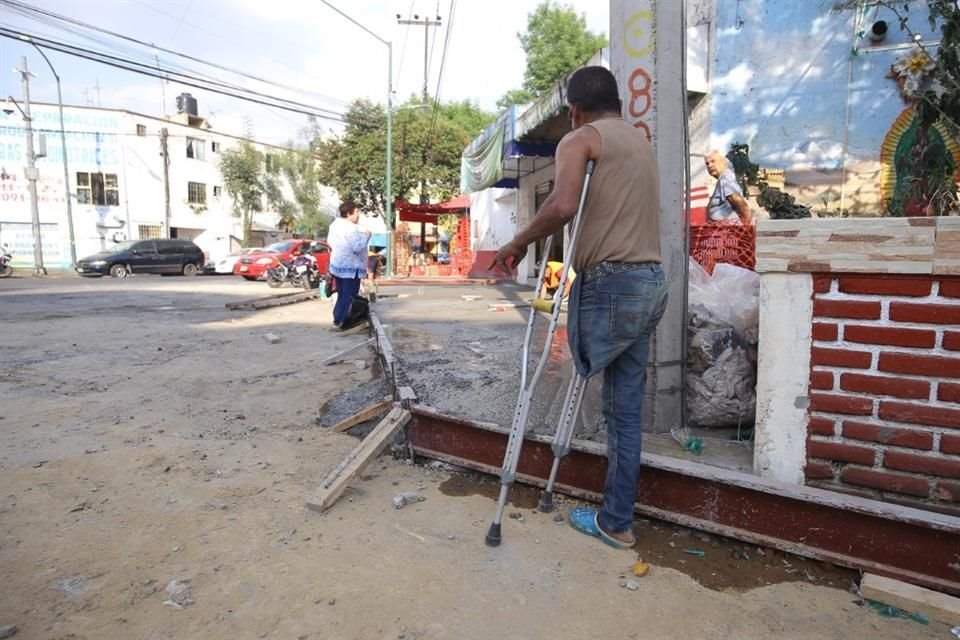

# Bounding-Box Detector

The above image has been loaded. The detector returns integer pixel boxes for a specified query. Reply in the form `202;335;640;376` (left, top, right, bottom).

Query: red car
234;239;331;280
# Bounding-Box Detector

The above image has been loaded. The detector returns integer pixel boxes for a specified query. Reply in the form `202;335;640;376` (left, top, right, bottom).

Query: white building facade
0;99;302;269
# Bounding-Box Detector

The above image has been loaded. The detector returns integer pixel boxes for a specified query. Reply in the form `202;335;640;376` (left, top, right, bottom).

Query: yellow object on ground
633;562;651;577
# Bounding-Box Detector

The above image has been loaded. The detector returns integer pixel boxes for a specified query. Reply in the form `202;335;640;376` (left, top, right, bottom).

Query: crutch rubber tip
537;491;554;513
484;523;502;547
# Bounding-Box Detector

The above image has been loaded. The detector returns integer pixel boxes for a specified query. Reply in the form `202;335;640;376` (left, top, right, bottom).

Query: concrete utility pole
610;1;686;432
397;14;442;103
15;56;46;276
160;128;172;237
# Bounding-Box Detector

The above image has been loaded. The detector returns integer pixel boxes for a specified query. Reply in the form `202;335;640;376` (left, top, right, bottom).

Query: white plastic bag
686;258;760;428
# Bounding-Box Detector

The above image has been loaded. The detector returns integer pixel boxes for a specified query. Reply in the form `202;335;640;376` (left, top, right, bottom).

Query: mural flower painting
888;51;937;101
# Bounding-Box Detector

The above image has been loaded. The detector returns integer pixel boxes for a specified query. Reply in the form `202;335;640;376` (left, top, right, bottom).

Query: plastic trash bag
686;258;760;428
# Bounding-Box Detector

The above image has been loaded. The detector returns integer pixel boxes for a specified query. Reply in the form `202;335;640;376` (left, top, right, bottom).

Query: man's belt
581;260;660;283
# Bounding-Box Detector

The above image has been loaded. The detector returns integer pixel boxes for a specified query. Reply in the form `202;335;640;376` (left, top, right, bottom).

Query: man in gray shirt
705;150;751;224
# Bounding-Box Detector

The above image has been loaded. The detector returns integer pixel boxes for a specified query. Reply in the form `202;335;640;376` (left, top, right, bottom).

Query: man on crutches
491;66;667;550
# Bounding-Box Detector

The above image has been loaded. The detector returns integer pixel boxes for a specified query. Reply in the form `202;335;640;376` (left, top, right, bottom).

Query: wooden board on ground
307;407;411;512
323;337;375;365
860;573;960;626
331;399;394;433
226;290;318;310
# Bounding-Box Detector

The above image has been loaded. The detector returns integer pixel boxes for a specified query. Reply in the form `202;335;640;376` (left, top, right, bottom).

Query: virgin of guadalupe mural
881;51;960;217
880;108;960;217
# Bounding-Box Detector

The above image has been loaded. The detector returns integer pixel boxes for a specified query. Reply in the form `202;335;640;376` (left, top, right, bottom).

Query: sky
0;0;608;145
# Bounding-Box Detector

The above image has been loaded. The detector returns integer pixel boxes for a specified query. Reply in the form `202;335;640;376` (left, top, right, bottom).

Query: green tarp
459;123;505;194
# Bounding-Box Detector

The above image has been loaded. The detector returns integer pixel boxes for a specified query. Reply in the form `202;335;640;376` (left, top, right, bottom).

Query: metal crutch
537;371;587;512
485;159;595;547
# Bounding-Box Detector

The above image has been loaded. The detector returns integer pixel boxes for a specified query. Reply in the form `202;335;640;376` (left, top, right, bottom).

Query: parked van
76;239;205;278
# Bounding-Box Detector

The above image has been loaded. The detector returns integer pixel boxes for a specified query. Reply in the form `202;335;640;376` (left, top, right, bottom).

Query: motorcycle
265;253;319;289
0;244;12;279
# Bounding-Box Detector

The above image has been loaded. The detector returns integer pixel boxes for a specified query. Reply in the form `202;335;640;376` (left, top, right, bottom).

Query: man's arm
727;192;752;224
490;128;596;271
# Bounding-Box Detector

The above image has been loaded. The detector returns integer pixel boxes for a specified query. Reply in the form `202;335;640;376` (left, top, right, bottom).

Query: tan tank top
572;118;661;272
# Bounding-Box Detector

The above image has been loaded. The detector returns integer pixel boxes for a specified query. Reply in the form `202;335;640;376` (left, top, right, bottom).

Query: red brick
812;322;838;342
841;420;933;450
810;347;872;369
940;280;960;298
942;434;960;455
838;275;932;297
889;302;960;325
808;416;836;436
839;373;929;400
805;461;835;480
945;331;960;352
879;401;960;429
884;449;960;478
810;371;834;390
940;382;960;403
878;353;960;378
843;325;936;349
809;393;874;415
813;299;881;320
813;276;832;294
936;480;960;502
808;439;876;465
840;467;930;497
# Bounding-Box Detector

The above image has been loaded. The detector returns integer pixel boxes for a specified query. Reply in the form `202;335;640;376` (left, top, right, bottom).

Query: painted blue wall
711;0;940;170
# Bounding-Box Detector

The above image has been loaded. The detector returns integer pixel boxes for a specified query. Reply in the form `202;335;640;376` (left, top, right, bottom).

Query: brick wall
805;274;960;515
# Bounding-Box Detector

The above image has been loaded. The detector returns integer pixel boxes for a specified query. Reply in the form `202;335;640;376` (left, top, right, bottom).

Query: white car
204;248;265;275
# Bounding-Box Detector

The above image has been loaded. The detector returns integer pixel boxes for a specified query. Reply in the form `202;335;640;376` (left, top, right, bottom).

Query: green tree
280;147;331;238
498;1;608;108
316;98;495;216
218;141;265;247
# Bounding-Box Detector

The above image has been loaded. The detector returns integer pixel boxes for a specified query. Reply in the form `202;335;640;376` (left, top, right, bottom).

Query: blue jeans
332;274;361;326
567;264;669;534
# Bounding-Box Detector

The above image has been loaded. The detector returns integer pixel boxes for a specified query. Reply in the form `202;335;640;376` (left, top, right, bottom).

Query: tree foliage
218;141;265;247
498;1;608;108
315;98;495;217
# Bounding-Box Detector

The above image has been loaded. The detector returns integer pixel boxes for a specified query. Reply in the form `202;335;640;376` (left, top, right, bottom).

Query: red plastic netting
689;223;756;274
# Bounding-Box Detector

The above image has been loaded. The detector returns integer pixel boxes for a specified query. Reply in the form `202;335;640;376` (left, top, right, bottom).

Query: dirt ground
0;275;944;640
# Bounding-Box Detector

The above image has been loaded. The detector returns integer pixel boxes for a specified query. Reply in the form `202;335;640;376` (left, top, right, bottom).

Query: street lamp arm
318;0;389;46
28;41;60;82
4;95;30;120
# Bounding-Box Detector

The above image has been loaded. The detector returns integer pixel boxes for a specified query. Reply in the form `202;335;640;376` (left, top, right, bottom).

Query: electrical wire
1;0;351;110
0;28;346;123
423;0;456;162
394;0;415;89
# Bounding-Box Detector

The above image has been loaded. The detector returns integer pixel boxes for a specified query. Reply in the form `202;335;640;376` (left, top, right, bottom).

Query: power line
425;0;456;161
0;28;346;123
1;0;351;110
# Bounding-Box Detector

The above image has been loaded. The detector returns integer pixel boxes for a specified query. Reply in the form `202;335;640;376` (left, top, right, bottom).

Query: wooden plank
861;573;960;625
331;399;394;433
307;408;411;512
323;337;375;365
226;290;318;310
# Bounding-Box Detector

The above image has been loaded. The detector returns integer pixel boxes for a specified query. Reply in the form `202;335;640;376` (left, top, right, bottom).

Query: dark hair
566;66;621;114
339;200;358;217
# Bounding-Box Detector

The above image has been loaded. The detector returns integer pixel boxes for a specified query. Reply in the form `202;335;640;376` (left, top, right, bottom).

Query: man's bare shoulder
558;125;601;158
